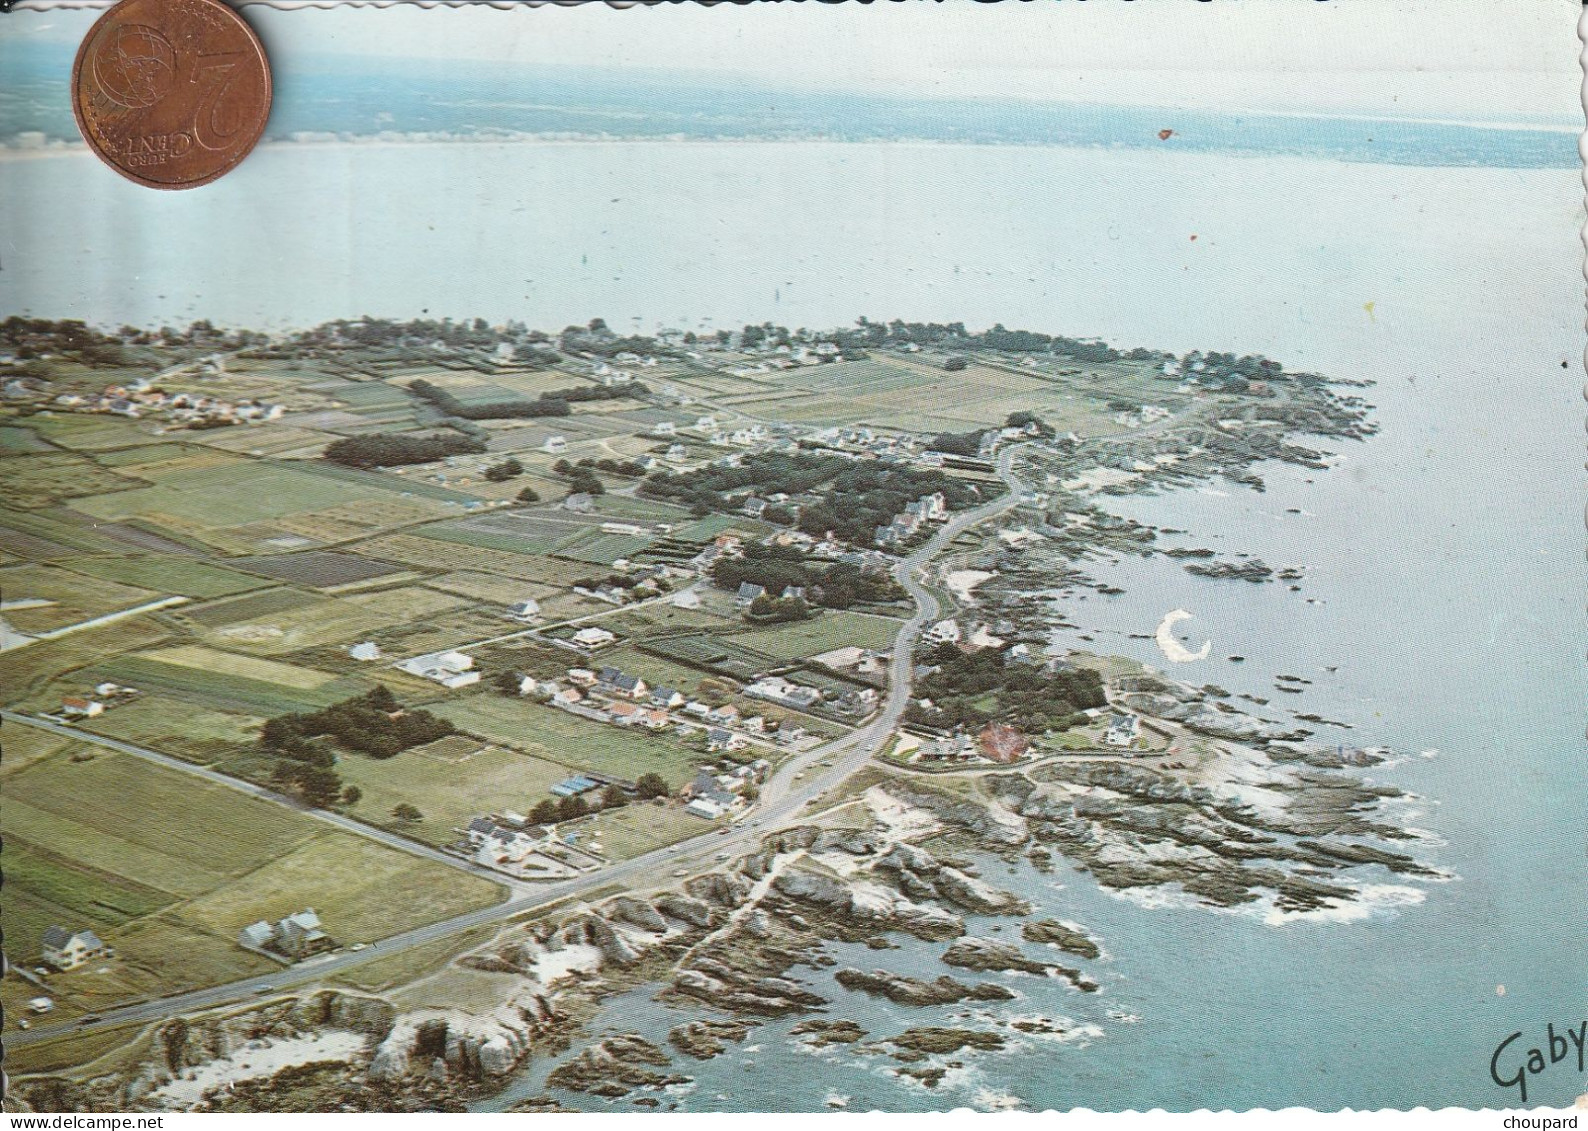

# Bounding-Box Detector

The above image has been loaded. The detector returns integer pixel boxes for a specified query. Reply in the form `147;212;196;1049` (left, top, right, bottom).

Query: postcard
0;0;1581;1116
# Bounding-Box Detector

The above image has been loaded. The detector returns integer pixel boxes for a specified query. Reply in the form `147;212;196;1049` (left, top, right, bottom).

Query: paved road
7;445;1033;1050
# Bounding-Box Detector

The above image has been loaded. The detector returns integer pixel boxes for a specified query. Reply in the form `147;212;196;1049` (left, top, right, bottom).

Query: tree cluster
407;378;647;422
711;543;905;609
261;685;455;761
484;457;523;482
323;431;486;469
747;593;811;622
926;429;985;456
551;459;606;496
906;644;1106;734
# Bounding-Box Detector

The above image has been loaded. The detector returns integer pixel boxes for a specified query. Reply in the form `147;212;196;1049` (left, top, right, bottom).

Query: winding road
6;444;1034;1051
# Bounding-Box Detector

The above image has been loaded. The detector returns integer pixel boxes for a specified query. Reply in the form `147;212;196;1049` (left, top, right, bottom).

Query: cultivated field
0;742;503;1012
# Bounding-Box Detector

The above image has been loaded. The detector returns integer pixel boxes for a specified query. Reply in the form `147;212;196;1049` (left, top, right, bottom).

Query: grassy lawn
433;693;706;786
335;743;571;847
581;800;712;861
723;610;904;661
58;556;274;599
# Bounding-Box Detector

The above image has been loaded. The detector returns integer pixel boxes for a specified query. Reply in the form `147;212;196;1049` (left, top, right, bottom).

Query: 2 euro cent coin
72;0;272;190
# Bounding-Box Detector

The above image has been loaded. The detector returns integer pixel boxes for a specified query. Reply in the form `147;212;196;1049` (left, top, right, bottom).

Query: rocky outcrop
872;842;1031;915
685;871;755;908
833;968;1015;1006
545;1034;684;1098
1021;919;1101;959
367;997;557;1084
942;937;1098;992
772;868;964;941
667;1019;755;1059
607;896;669;933
880;781;1028;846
562;913;647;968
655;893;715;929
670;956;828;1016
791;1018;868;1046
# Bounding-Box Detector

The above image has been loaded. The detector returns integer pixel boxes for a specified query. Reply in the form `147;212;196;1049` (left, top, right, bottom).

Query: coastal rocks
667;1020;755;1059
1021;919;1101;959
1267;741;1383;769
685;871;756;908
562;913;648;968
833;968;1015;1007
368;998;554;1084
670;956;828;1016
791;1019;868;1047
879;780;1028;846
546;1034;685;1098
654;893;715;929
607;896;670;934
873;842;1031;915
1184;558;1274;582
889;1027;1006;1056
943;937;1098;992
771;868;965;941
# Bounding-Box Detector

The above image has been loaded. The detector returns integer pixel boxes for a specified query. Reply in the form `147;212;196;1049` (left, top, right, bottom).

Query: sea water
3;136;1582;1111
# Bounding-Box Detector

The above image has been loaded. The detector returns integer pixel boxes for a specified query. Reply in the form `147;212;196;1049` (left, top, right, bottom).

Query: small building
1106;713;1141;748
398;651;480;689
567;667;598;686
28;997;54;1014
571;626;617;649
650;686;686;709
543;435;568;454
508;598;542;622
686;797;726;820
735;582;766;606
552;686;585;708
349;641;382;662
276;909;332;958
42;927;107;971
670;589;702;609
707;704;740;726
639;708;672;730
60;697;104;718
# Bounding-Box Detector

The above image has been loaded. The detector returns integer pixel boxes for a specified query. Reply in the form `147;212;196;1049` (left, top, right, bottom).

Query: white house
571;626;616;649
60;697;104;718
42;927;107;971
925;619;963;645
508;598;541;622
349;641;382;662
398;651;481;689
543;435;568;455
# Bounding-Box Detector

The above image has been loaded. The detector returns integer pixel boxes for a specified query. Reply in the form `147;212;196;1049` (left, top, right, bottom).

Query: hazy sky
8;0;1581;124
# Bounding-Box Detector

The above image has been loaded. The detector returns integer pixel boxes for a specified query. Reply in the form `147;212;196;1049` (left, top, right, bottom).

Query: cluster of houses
681;759;772;820
237;909;332;960
916;722;1032;766
52;379;284;427
397;650;481;689
874;491;948;547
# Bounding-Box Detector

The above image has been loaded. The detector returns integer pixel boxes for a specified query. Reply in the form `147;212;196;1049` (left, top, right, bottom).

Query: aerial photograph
0;0;1581;1116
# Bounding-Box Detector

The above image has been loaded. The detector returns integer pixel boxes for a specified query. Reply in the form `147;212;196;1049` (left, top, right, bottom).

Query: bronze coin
71;0;272;190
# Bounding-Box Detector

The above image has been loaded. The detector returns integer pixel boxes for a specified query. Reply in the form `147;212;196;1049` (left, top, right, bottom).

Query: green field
0;616;171;706
723;610;904;661
59;556;271;599
0;740;504;1010
583;800;711;861
6;454;141;509
0;562;161;633
334;742;572;847
433;693;706;786
88;650;361;714
82;694;264;764
68;463;397;527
